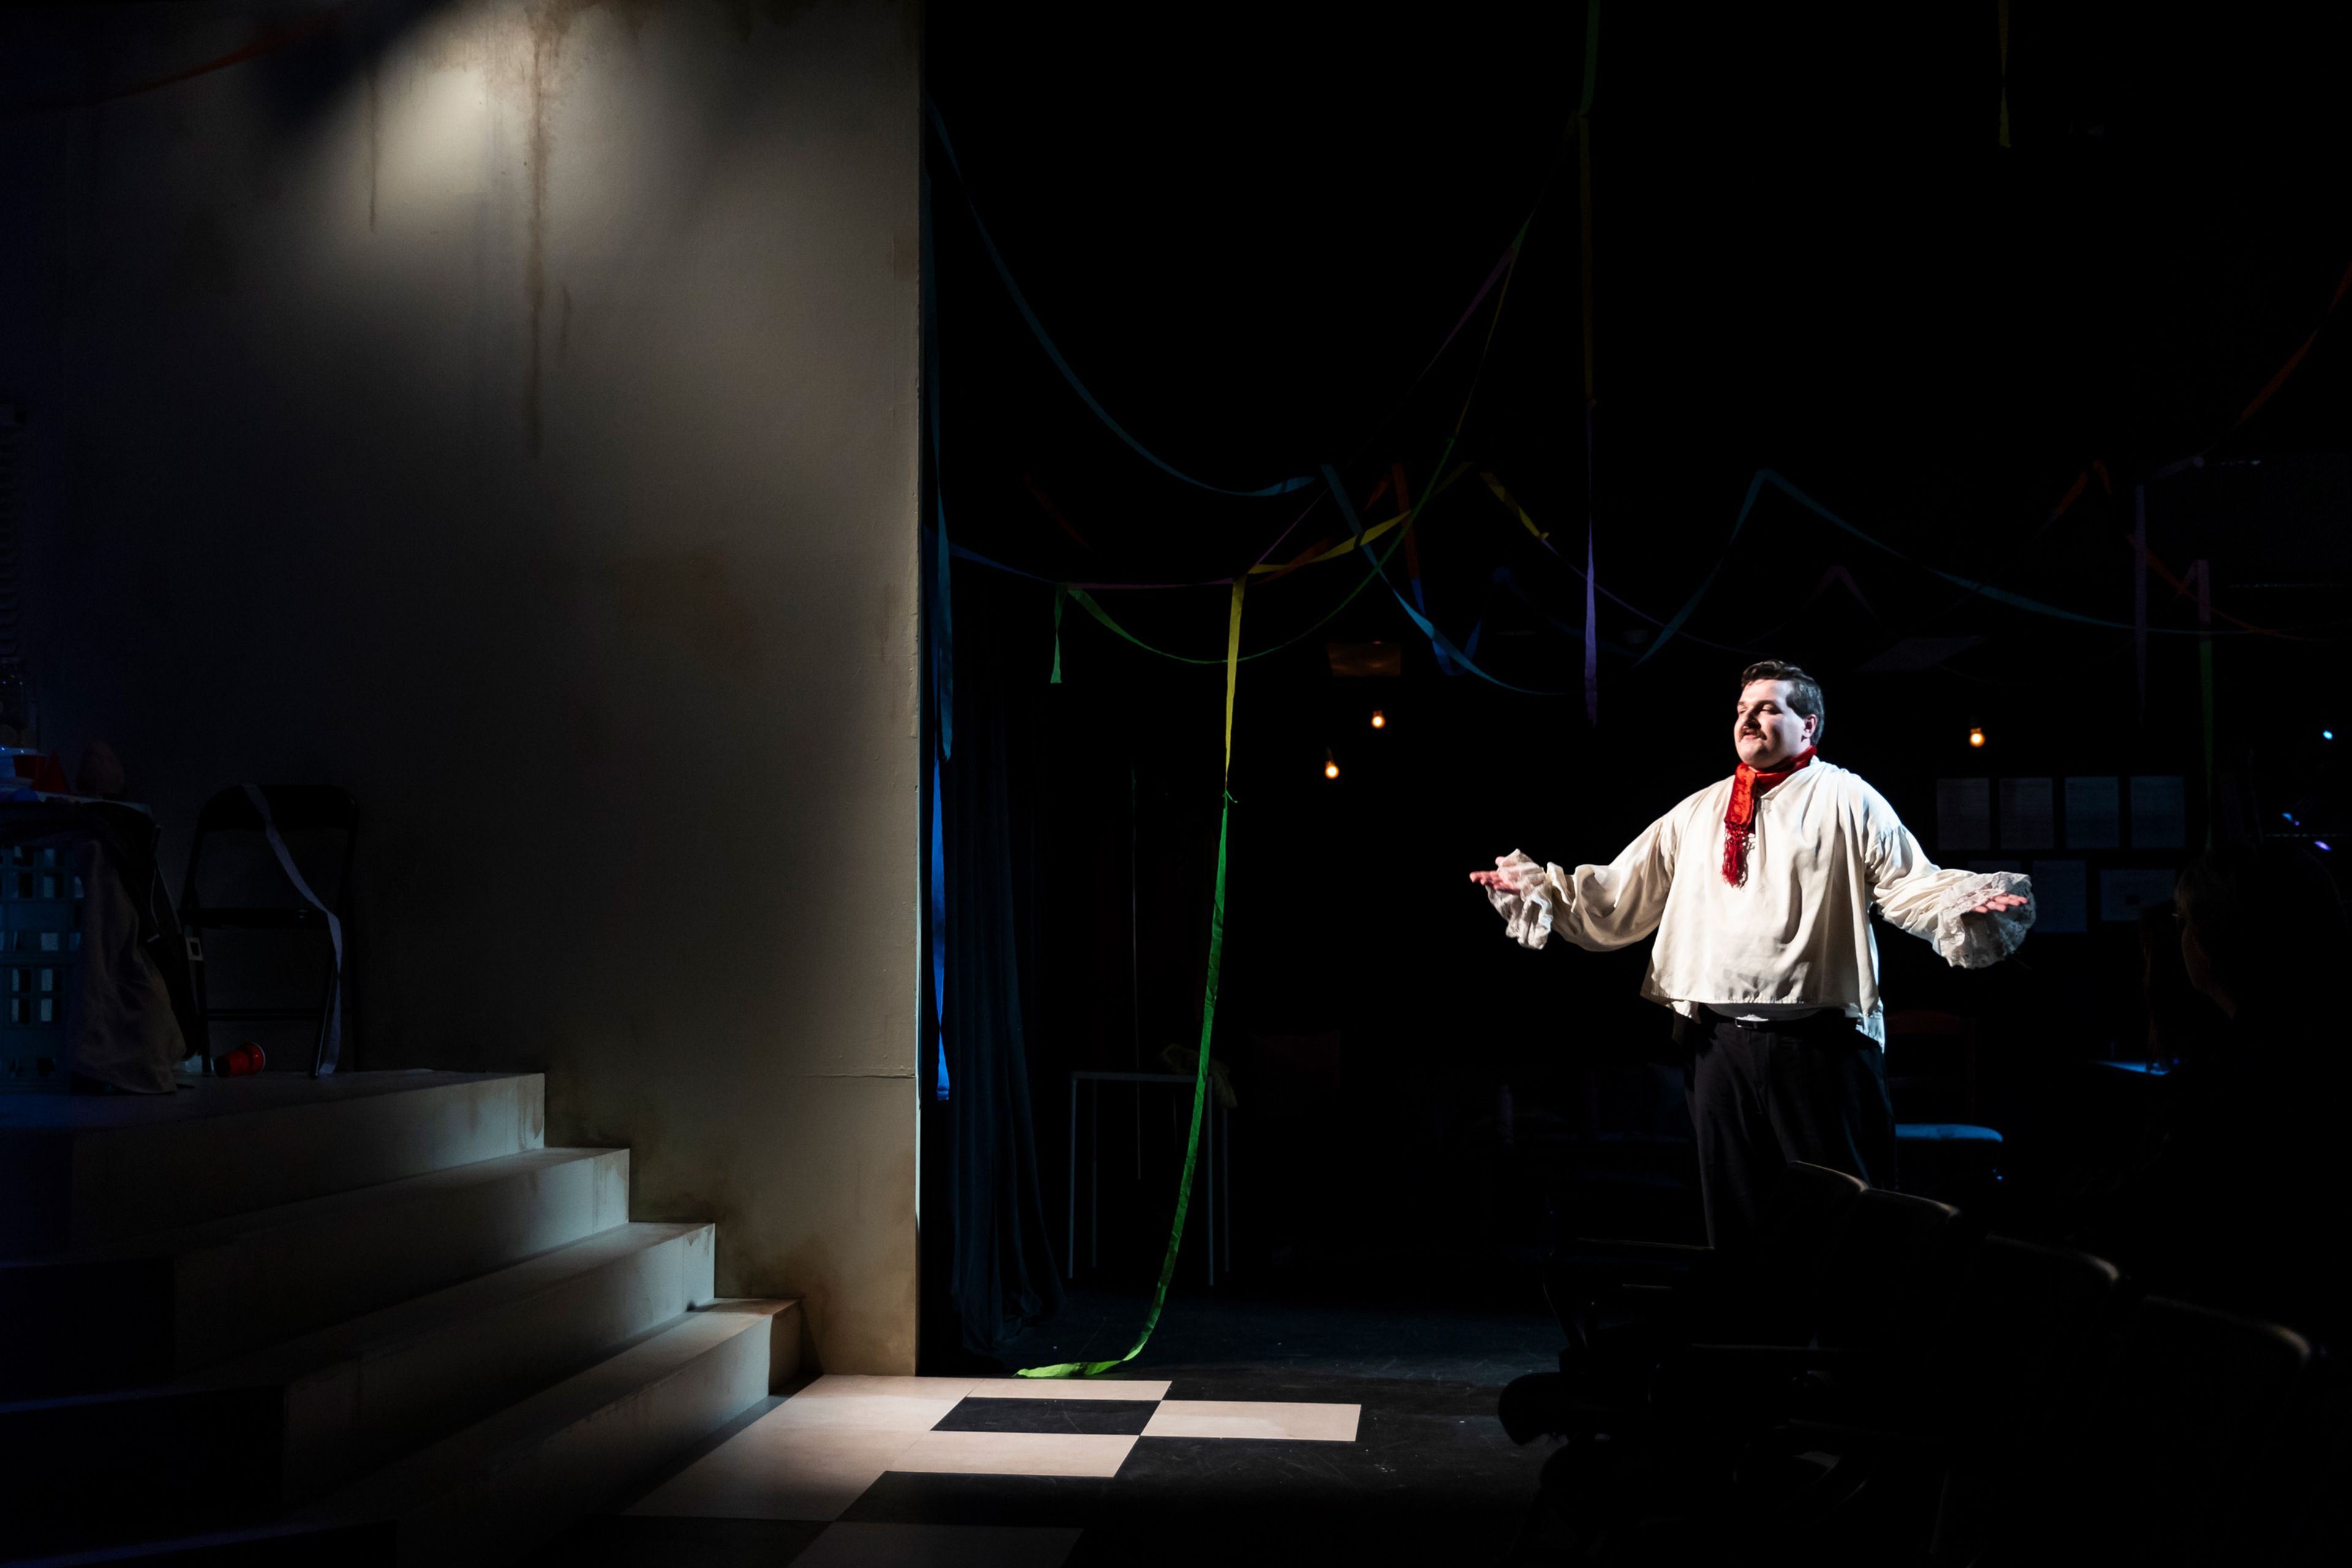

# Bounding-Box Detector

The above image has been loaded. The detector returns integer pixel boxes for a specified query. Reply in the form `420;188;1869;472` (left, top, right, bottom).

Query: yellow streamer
1249;511;1408;573
1482;471;1550;541
1223;578;1244;775
1246;461;1478;576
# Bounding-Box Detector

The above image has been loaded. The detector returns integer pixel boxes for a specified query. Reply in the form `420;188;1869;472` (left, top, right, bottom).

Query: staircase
0;1071;799;1564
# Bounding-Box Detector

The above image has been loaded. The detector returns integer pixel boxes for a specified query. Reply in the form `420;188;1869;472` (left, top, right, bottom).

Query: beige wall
0;1;922;1370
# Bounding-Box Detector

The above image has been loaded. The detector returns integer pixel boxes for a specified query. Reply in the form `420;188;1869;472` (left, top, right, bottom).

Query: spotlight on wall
1323;748;1340;780
1370;709;1387;729
1968;726;1986;749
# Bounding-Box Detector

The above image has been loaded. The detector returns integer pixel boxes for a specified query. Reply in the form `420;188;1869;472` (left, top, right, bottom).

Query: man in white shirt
1469;660;2034;1248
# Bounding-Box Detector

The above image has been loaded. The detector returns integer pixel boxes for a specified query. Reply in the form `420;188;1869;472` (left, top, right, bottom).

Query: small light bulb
2318;840;2334;853
1370;709;1386;729
1968;727;1986;748
2326;729;2337;741
1324;761;1340;779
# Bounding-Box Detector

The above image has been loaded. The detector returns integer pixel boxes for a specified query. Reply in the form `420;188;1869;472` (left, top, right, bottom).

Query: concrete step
0;1224;716;1558
0;1147;629;1396
313;1299;798;1568
244;1220;717;1499
0;1072;545;1260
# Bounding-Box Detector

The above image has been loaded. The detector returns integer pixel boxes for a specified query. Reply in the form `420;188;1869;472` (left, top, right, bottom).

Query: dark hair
1738;660;1826;744
2137;905;2226;1064
2174;843;2348;1010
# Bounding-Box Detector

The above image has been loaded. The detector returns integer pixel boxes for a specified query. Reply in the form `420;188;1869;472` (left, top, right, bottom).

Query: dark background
922;3;2352;1288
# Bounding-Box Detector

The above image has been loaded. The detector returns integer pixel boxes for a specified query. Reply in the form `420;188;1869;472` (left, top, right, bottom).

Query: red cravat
1722;747;1816;886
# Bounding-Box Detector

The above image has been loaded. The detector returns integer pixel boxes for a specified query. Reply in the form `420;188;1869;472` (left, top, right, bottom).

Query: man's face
1734;680;1817;768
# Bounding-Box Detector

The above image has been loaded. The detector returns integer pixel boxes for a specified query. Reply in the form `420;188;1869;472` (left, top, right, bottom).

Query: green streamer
1056;518;1412;671
1020;794;1229;1379
1020;582;1245;1379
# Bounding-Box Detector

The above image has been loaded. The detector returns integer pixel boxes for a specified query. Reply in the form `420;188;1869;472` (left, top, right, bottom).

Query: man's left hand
1967;892;2030;914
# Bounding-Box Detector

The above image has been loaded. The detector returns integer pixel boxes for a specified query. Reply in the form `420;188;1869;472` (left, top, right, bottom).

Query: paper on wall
1937;778;1992;851
2065;777;2121;849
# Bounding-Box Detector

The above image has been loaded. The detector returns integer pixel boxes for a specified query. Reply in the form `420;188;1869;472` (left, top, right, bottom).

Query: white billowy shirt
1482;758;2034;1046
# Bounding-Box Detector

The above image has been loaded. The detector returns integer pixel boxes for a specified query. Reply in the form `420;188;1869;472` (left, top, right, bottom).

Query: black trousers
1684;1014;1897;1250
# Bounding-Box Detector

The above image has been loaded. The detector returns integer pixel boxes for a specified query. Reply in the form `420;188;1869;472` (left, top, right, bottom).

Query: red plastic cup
214;1042;266;1077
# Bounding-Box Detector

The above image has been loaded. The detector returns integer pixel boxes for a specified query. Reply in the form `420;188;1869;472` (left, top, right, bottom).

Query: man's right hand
1469;853;1545;893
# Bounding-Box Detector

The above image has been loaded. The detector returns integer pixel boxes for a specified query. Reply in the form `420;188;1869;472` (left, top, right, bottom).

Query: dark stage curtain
922;560;1065;1364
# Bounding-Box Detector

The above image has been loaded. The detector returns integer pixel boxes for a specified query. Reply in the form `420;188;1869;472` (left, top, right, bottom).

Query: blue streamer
1583;522;1599;724
921;168;952;1101
948;541;1054;582
1321;464;1572;696
1638;469;2223;665
926;101;1317;500
921;167;955;758
930;759;949;1101
1412;576;1463;675
1762;471;2127;628
1634;472;1770;665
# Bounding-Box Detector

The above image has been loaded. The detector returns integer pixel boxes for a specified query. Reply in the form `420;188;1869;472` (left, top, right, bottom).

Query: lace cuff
1485;849;1567;951
1932;871;2035;969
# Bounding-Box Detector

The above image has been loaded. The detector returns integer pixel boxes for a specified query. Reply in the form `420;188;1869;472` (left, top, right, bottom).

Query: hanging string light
1370;709;1387;729
1323;747;1340;780
1968;726;1986;749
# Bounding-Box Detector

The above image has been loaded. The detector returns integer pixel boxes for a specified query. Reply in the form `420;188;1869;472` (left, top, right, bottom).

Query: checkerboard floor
597;1375;1357;1564
531;1291;1559;1567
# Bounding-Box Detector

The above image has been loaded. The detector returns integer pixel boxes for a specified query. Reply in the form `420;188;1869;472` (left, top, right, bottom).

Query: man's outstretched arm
1468;815;1678;952
1863;804;2035;968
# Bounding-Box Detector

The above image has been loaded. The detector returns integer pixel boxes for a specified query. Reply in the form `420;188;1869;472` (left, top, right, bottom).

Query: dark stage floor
532;1281;1562;1567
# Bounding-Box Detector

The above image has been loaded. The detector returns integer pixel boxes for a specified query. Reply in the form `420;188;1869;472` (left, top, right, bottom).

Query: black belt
1702;1005;1849;1035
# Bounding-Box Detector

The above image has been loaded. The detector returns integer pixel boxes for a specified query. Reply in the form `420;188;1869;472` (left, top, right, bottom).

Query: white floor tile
627;1419;921;1520
1140;1400;1362;1442
767;1374;979;1433
962;1377;1171;1401
888;1429;1138;1478
795;1523;1082;1567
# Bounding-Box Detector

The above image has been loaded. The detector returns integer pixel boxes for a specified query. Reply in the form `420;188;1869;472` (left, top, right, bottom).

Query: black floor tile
839;1471;1114;1529
934;1397;1160;1435
521;1515;826;1567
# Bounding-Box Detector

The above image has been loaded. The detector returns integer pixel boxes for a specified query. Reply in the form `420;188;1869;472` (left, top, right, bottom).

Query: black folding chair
1502;1163;1869;1444
1715;1248;2312;1568
2000;1295;2313;1567
1777;1234;2124;1565
1544;1160;1871;1344
177;786;356;1077
1627;1189;1971;1467
1808;1188;1970;1352
1534;1235;2125;1566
